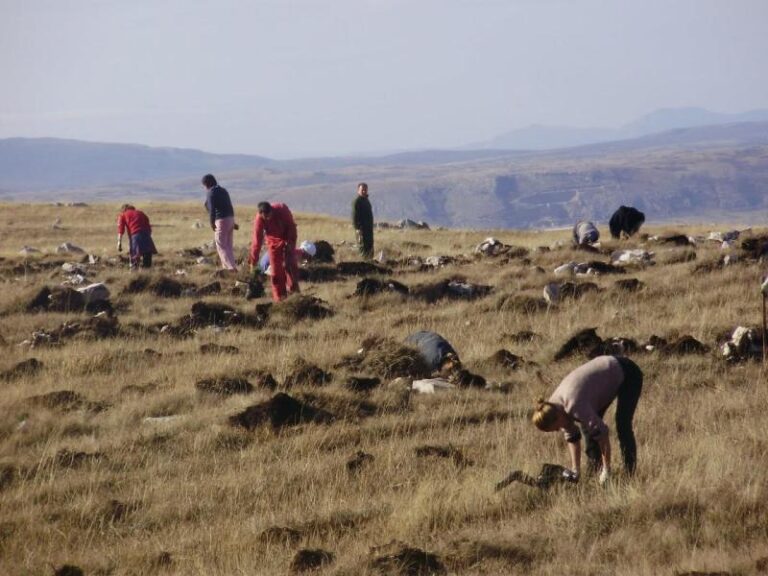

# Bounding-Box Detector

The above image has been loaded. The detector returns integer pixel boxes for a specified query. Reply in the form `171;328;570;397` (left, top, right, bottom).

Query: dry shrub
360;339;430;380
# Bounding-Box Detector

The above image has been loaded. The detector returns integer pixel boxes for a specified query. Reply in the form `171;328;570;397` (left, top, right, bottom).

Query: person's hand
117;242;122;252
562;469;579;484
233;222;240;231
211;224;216;232
599;467;611;486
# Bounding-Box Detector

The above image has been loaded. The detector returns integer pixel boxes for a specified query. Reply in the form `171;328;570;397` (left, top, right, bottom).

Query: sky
1;0;767;158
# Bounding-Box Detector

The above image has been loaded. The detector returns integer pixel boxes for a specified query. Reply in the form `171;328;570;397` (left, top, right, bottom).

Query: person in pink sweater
532;355;643;484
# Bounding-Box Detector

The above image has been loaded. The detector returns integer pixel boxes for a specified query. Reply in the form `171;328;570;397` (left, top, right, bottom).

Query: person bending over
117;204;157;269
532;355;643;484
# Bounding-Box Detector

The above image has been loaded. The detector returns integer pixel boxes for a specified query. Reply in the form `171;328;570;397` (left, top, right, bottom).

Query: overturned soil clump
495;463;575;491
347;451;375;473
483;349;523;370
229;393;334;430
368;541;447;576
284;359;333;388
276;295;333;322
344;376;381;392
199;343;240;355
614;278;644;292
554;328;603;361
0;358;43;381
354;277;409;297
358;339;431;380
445;539;533;570
25;390;94;412
414;444;472;467
195;377;254;396
257;526;302;546
290;548;334;573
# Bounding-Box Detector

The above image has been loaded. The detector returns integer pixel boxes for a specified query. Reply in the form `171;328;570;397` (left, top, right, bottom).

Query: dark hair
257;202;272;215
357;182;368;191
120;203;135;212
201;174;217;188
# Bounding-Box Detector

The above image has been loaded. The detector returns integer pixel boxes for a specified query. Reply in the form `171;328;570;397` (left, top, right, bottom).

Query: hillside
2;121;768;229
0;203;767;575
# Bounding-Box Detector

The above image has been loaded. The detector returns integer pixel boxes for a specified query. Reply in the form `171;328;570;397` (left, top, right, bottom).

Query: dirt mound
164;301;265;336
299;265;341;283
414;445;472;467
559;281;599;299
257;526;302;545
360;340;431;380
614;278;644;292
242;370;278;390
354;278;409;297
52;449;105;468
666;335;709;355
26;390;92;411
199;343;240;354
54;565;85;576
344;376;381;392
26;286;111;314
741;234;768;259
495;463;575;491
347;451;374;473
229;393;334;430
583;260;627;274
658;234;693;246
495;295;548;314
448;368;487;388
25;316;120;348
195;377;254;396
445;539;533;570
313;240;335;263
554;328;603;361
368;541;447;576
484;349;523;370
277;295;333;322
284;359;332;388
124;275;196;298
337;261;392;276
503;330;541;343
290;549;334;573
0;358;43;381
411;278;492;303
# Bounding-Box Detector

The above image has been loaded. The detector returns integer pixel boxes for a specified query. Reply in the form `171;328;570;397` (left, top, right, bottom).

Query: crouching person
532;355;642;484
573;220;600;246
117;204;157;269
405;331;485;387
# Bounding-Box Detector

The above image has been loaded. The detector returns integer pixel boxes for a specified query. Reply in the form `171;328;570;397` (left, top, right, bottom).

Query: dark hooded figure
405;331;459;373
352;182;374;259
609;206;645;239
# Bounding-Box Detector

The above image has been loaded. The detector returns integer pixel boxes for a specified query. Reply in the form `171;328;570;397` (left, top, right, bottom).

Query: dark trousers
582;356;643;474
358;228;374;259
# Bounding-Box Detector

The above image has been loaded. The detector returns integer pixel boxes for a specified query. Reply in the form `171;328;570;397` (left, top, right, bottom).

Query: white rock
412;378;456;394
543;282;560;305
77;282;110;302
62;262;86;273
19;246;41;256
56;242;85;254
554;262;577;276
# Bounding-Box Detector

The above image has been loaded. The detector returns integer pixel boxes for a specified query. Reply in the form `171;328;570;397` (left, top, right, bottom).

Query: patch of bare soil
229;393;334;430
289;549;334;573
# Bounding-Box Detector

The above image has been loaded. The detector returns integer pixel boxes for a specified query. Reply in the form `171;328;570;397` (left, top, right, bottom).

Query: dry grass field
1;201;767;576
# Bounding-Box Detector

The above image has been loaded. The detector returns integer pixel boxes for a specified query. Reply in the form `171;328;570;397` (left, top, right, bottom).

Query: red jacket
117;209;152;236
249;203;298;265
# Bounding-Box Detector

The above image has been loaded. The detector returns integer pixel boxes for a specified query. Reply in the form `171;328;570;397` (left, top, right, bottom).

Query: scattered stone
412;378;456;394
721;326;763;362
347;451;375;473
230;393;334;430
56;242;86;254
199;343;240;355
19;246;42;256
284;359;332;388
368;541;446;576
397;219;430;230
290;549;334;573
195;377;254;396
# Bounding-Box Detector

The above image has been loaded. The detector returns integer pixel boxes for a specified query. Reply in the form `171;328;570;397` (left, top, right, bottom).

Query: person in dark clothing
405;331;460;374
201;173;238;271
117;204;157;269
609;206;645;239
573;220;600;246
352;182;374;259
532;355;643;484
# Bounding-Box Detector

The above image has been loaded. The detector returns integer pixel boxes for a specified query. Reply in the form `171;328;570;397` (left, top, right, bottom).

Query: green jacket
352;195;374;232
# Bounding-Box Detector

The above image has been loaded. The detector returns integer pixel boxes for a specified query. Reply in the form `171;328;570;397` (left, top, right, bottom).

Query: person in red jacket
249;202;300;301
117;204;157;269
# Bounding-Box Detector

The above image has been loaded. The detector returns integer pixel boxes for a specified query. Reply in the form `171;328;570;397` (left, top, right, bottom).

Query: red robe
249;203;299;301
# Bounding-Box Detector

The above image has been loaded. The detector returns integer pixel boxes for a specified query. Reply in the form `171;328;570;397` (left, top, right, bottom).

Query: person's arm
598;435;611;484
249;215;265;266
352;197;360;230
567;439;582;477
206;188;216;230
117;215;125;251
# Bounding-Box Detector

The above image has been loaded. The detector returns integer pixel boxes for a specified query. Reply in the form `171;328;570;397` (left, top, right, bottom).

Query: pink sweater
549;355;625;442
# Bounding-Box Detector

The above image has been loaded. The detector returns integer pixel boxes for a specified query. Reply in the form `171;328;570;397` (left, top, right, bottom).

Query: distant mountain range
1;109;768;229
473;107;768;150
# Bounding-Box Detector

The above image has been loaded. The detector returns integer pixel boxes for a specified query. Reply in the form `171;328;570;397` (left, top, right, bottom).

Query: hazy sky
2;0;767;158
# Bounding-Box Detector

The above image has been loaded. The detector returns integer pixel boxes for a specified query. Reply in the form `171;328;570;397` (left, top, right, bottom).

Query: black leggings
582;356;643;474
